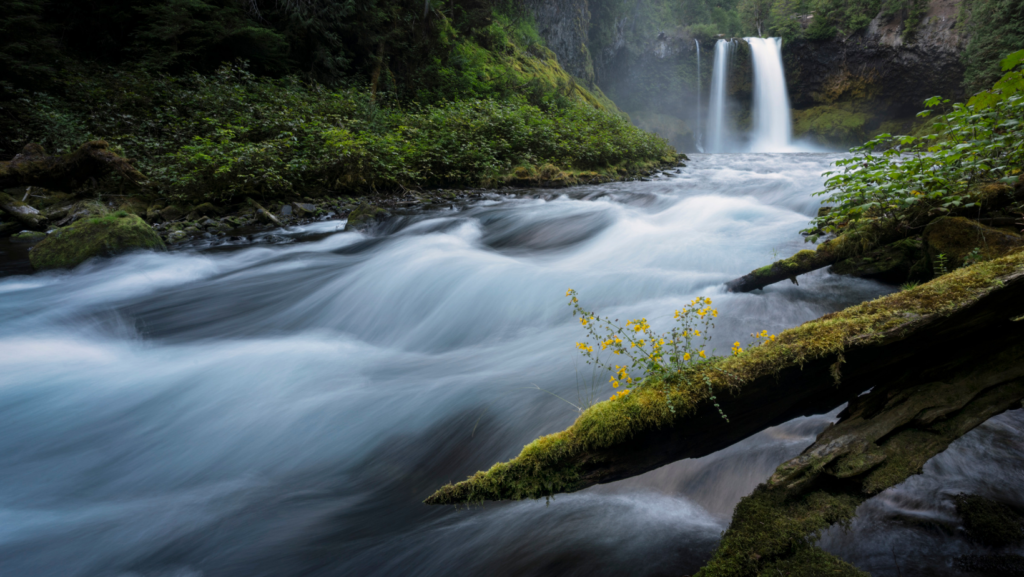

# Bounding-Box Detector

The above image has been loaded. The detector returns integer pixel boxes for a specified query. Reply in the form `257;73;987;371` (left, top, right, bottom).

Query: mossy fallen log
0;141;148;191
724;247;838;292
0;191;48;229
426;247;1024;506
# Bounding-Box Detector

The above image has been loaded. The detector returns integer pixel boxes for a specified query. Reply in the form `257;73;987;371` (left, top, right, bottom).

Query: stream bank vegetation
0;0;677;264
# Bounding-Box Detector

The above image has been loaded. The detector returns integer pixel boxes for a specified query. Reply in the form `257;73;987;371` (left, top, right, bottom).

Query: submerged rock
30;211;166;270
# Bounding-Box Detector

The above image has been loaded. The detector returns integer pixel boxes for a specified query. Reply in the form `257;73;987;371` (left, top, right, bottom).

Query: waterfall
707;39;735;153
695;39;703;152
744;37;792;152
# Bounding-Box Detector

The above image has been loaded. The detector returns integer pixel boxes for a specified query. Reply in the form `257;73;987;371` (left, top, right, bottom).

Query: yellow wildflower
699;350;706;358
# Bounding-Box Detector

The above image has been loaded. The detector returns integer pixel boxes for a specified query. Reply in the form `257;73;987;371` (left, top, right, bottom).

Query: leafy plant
934;253;950;276
804;50;1024;242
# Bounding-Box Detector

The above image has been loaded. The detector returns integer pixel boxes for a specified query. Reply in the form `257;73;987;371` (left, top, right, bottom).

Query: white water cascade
707;39;735;153
695;39;703;152
744;37;792;152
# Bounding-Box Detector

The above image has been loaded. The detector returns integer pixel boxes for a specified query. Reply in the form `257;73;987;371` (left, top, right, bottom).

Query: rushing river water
1;153;1022;576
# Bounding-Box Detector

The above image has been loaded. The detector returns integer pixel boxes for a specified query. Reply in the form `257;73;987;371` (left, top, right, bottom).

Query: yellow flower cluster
609;364;633;388
731;341;743;356
610;388;631;401
600;336;623;350
626;318;650;332
576;342;594;353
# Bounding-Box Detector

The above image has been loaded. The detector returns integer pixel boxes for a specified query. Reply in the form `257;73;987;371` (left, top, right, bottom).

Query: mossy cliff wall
524;0;596;83
785;0;967;146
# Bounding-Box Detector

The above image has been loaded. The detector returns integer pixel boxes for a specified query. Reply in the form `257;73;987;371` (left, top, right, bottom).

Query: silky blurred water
0;153;1019;576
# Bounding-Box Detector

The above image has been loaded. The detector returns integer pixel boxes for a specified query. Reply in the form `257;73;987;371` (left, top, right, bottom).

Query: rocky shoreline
0;143;685;272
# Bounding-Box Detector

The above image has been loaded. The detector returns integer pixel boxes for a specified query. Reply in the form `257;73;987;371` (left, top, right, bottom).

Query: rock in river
30;211;166;270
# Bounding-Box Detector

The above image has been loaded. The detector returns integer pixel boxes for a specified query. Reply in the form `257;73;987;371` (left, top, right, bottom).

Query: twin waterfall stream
699;37;793;153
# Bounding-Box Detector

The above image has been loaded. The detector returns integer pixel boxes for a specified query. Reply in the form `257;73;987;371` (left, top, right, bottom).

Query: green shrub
3;62;673;202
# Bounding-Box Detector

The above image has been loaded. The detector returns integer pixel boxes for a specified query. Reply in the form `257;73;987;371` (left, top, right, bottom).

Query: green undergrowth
425;248;1024;505
1;60;671;203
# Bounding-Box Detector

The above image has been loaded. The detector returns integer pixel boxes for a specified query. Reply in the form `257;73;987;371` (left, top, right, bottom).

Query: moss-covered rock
830;237;927;284
923;216;1024;269
30;211;166;270
344;203;389;232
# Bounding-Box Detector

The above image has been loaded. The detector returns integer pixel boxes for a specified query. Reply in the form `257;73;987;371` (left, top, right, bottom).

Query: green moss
426;247;1024;505
955;493;1024;547
792;103;871;146
29;212;165;270
695;486;863;577
923;216;1024;269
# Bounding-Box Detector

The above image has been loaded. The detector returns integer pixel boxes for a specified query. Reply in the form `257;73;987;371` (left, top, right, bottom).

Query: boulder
923;216;1024;270
344;203;389;232
279;204;294;217
160;205;186;222
293;202;316;215
30;211;166;270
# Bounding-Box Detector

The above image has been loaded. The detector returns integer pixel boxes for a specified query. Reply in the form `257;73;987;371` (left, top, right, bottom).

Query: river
1;153;1021;576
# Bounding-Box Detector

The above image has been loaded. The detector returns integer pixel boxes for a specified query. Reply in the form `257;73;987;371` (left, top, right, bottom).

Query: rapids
1;153;1020;576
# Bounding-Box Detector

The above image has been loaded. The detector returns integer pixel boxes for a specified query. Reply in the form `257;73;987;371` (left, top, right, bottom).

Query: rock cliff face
786;0;967;145
524;0;595;83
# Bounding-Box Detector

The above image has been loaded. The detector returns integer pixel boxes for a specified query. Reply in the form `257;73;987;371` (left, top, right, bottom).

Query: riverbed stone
293;202;315;215
344;203;389;232
30;211;166;270
279;204;293;216
166;230;187;244
160;205;186;222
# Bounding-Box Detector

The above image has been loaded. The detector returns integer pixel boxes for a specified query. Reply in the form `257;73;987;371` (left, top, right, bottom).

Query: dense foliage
3;63;672;202
805;50;1024;240
0;0;676;202
959;0;1024;91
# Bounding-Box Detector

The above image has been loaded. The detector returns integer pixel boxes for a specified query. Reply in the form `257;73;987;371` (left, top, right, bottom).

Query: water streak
707;39;736;153
745;37;793;152
695;39;703;153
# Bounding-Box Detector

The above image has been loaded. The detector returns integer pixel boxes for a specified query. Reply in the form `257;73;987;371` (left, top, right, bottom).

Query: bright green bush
805;50;1024;240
